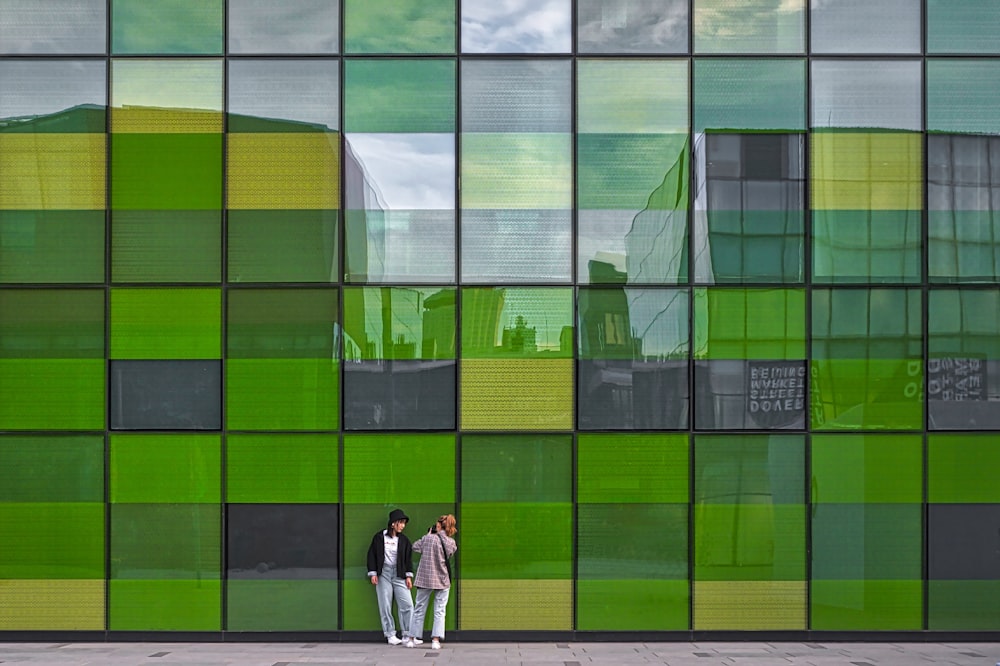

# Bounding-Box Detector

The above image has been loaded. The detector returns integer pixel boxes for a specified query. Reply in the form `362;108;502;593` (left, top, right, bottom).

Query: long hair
438;514;458;537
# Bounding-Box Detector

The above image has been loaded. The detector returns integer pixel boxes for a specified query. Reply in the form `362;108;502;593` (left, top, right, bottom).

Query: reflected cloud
345;134;454;211
577;0;687;53
462;0;571;53
228;60;338;130
229;0;338;54
0;0;105;54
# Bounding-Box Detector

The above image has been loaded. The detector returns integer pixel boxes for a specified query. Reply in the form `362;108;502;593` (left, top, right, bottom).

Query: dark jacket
366;529;414;579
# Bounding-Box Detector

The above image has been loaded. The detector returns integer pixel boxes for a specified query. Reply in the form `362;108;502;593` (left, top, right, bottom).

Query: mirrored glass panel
112;0;223;55
462;0;571;53
0;0;106;54
577;0;687;54
344;0;454;53
928;0;1000;54
694;0;804;54
228;0;338;54
811;0;919;54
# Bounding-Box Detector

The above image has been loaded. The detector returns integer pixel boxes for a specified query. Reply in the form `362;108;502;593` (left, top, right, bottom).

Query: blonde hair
438;514;457;537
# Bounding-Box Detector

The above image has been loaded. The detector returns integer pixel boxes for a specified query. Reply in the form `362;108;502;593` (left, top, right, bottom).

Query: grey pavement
1;642;999;666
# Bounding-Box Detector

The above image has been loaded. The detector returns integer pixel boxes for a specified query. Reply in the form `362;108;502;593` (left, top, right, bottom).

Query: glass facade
1;0;1000;637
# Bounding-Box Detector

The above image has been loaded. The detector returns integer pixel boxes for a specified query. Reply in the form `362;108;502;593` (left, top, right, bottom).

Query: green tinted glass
461;288;573;359
343;434;456;504
0;436;104;502
344;0;454;53
110;434;221;503
694;59;806;132
811;434;922;503
344;60;455;133
927;60;1000;135
929;434;1000;503
228;210;339;283
928;0;1000;54
694;0;804;54
112;0;223;54
227;434;338;503
578;433;688;503
110;288;221;359
343;287;456;360
0;503;104;579
694;288;806;360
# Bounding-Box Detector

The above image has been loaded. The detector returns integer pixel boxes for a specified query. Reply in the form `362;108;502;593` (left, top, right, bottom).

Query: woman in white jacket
406;514;457;649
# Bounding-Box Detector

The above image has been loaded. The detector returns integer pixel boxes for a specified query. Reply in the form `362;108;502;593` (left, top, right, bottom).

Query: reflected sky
346;134;454;210
228;60;338;130
695;0;804;53
578;60;688;134
0;0;106;54
0;60;105;119
812;61;921;130
462;0;571;53
111;0;223;54
811;0;919;54
229;0;338;54
577;0;687;53
111;60;222;111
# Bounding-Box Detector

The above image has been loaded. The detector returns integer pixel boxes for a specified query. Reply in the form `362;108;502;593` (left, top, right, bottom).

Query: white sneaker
431;639;441;650
387;636;403;645
404;638;415;648
410;638;423;646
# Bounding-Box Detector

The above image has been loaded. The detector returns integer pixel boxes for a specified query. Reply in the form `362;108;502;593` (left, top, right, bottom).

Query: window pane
227;434;338;504
811;289;923;430
577;0;687;54
112;0;222;54
0;60;106;283
810;0;919;54
928;0;1000;54
462;0;570;53
462;60;571;282
110;288;221;359
109;360;221;430
345;0;454;53
578;60;689;285
0;0;106;54
228;0;338;54
578;288;689;429
694;0;804;54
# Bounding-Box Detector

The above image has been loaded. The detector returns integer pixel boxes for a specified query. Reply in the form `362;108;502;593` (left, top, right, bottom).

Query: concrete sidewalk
1;641;999;666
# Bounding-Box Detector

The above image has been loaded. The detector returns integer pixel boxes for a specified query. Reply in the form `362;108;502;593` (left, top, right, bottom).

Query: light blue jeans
410;587;450;640
376;566;414;638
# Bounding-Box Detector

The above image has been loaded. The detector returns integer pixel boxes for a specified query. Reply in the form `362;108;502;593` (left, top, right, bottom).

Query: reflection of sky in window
462;0;571;53
228;60;338;130
811;0;919;54
0;0;106;54
628;289;688;358
111;0;222;54
497;289;572;350
578;60;688;133
112;60;222;112
346;134;454;211
695;0;804;53
0;60;105;119
577;0;687;53
811;61;921;131
229;0;338;53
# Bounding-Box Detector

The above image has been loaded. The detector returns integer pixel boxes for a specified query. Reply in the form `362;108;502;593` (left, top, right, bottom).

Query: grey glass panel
343;360;456;430
0;0;106;54
578;360;688;429
577;0;687;54
0;60;106;121
927;360;1000;429
695;360;806;430
811;503;922;579
227;504;338;578
810;0;919;54
110;360;222;430
461;210;572;283
228;0;338;54
462;0;571;53
693;133;805;283
461;60;571;133
228;60;339;131
811;60;921;131
929;504;1000;580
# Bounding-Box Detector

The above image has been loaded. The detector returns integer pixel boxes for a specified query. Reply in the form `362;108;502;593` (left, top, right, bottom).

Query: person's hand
405;577;413;590
370;575;378;585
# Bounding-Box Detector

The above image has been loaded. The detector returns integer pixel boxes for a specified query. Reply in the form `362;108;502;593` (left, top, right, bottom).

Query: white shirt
383;530;398;570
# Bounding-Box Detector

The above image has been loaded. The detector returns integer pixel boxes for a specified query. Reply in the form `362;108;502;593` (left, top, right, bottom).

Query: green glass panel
929;580;1000;630
110;503;220;579
929;289;1000;356
227;210;338;283
343;434;455;504
0;211;104;283
577;133;689;210
812;289;923;359
928;0;1000;54
460;288;573;359
461;435;571;502
460;133;571;209
226;580;337;630
0;289;104;357
810;434;922;503
812;210;922;283
225;359;340;431
578;503;687;580
577;59;688;135
460;503;572;579
699;209;805;284
577;580;688;631
810;359;923;430
929;434;1000;503
344;0;454;53
0;503;104;578
112;210;220;283
227;434;338;503
110;288;221;359
227;289;339;359
694;59;806;132
0;435;103;502
929;211;1000;283
811;580;922;630
111;134;222;210
694;288;805;360
694;0;804;53
0;359;105;430
343;287;456;361
344;60;455;133
927;60;1000;134
109;579;221;630
577;433;688;503
812;504;922;580
110;434;221;503
112;0;223;54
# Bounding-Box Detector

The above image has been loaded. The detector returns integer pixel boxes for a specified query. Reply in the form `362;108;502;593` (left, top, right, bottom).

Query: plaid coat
412;530;457;590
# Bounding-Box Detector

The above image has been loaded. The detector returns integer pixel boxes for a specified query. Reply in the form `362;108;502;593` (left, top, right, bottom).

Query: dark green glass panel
694;59;806;132
812;211;921;283
110;434;221;503
927;60;1000;134
225;359;340;431
227;210;338;283
810;434;922;503
701;210;805;284
929;581;1000;630
577;133;689;210
812;288;923;359
577;433;688;503
0;503;104;578
227;434;338;503
695;435;806;506
343;434;455;504
577;579;689;630
0;435;103;502
0;289;104;358
578;503;687;579
810;359;924;430
461;435;571;502
112;210;220;282
343;287;456;361
811;504;922;580
460;503;571;579
929;434;1000;503
111;133;222;210
110;503;221;579
228;115;333;134
112;0;223;54
344;0;454;54
227;289;339;359
344;59;455;133
811;580;922;630
928;211;1000;283
694;0;804;54
694;288;806;360
928;1;1000;54
110;288;221;359
460;288;574;359
109;579;221;630
226;580;337;630
0;211;105;283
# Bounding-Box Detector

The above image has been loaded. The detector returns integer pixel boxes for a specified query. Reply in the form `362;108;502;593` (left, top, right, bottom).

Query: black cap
388;508;409;523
